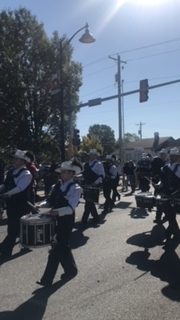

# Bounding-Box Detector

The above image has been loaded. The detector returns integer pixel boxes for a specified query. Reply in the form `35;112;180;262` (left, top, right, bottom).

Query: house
123;136;174;162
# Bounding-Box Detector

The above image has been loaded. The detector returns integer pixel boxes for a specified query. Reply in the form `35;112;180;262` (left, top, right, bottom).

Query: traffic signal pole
77;78;180;108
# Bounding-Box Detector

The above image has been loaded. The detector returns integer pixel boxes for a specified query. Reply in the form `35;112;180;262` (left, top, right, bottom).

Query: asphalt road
0;190;180;320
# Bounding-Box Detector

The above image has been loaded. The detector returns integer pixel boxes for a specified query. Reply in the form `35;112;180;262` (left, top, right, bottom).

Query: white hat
89;149;98;155
14;149;31;162
106;155;112;160
159;148;167;154
169;147;180;156
55;160;82;175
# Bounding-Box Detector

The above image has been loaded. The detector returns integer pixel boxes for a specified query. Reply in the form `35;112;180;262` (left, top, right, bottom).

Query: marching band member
0;150;32;260
136;153;151;192
37;159;82;286
103;155;118;214
111;155;121;201
156;147;180;243
25;151;39;204
80;149;105;229
151;148;168;223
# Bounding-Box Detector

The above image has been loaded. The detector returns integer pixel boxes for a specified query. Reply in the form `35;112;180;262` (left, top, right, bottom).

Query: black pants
0;203;26;255
81;200;99;225
40;214;77;284
103;182;114;212
164;207;179;240
139;176;150;192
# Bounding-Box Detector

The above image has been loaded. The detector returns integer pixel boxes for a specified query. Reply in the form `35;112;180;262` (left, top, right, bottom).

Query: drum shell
135;193;154;209
155;197;171;211
20;213;55;248
83;186;99;203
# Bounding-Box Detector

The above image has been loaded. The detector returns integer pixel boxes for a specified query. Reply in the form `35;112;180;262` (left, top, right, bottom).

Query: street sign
88;98;102;107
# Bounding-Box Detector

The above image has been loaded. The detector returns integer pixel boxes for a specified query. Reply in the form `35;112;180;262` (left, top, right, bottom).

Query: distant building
123;136;174;162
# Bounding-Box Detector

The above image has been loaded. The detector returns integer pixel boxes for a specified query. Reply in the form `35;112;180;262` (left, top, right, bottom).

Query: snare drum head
20;213;52;224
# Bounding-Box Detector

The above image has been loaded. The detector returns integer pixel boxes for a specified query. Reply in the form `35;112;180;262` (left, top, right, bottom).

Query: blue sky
0;0;180;140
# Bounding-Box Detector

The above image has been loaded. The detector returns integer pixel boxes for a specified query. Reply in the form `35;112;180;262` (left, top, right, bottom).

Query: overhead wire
83;37;180;68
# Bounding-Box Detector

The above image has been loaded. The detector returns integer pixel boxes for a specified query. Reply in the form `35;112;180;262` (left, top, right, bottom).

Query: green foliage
88;124;116;154
123;132;140;143
0;8;82;161
80;135;103;155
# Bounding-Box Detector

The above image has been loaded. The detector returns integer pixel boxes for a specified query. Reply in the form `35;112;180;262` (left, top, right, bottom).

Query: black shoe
60;269;78;280
36;280;52;287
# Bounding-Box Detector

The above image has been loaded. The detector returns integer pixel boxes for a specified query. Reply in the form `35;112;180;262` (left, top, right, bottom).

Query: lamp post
59;23;95;161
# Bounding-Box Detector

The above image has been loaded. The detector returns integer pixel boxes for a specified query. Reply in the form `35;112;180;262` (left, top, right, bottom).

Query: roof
124;137;173;150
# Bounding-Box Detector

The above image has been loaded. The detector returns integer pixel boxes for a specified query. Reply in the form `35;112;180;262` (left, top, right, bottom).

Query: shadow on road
70;229;89;249
127;224;166;248
129;207;149;219
0;278;71;320
0;248;32;266
126;228;180;301
115;201;132;209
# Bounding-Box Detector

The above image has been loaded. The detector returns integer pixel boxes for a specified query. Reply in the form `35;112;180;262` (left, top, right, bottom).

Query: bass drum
20;213;55;248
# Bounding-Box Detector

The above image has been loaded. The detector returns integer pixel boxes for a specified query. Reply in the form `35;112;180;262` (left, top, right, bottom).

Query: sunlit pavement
0;189;180;320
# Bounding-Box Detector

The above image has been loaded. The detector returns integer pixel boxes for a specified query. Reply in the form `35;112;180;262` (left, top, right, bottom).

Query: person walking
80;149;105;229
37;159;82;286
0;150;32;260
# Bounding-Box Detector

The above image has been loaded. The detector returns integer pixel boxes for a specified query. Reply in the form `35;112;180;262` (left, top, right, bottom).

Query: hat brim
55;166;81;175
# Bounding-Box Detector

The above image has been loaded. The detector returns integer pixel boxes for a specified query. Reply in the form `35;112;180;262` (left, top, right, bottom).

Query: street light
60;23;95;161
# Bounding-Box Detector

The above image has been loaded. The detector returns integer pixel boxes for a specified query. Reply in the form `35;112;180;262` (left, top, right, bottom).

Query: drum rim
20;213;53;224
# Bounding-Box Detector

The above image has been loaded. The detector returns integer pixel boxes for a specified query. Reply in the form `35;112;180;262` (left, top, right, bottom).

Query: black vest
151;157;165;177
4;168;31;211
83;161;99;185
162;164;180;195
48;181;75;209
103;162;113;179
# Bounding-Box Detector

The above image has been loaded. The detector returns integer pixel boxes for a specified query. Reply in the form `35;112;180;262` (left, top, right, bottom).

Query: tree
80;135;103;155
0;8;82;161
123;133;140;144
0;8;52;153
88;124;115;154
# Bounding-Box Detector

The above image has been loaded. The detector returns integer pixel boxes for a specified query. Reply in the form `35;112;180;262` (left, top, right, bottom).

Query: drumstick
27;201;39;214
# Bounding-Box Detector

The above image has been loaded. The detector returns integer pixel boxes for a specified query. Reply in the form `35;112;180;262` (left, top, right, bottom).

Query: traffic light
139;79;149;103
73;129;81;148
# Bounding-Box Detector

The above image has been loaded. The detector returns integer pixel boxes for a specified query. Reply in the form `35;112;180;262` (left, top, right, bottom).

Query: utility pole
136;121;146;139
109;55;126;161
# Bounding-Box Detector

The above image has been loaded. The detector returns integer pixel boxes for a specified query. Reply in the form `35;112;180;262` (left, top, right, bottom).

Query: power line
83;37;180;68
118;37;180;55
126;48;180;62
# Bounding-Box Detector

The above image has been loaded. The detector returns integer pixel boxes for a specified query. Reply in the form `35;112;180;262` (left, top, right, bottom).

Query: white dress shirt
2;166;32;196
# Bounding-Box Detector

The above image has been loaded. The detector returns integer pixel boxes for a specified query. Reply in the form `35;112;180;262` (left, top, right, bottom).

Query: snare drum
135;193;154;209
20;213;55;248
83;185;100;203
155;197;171;211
